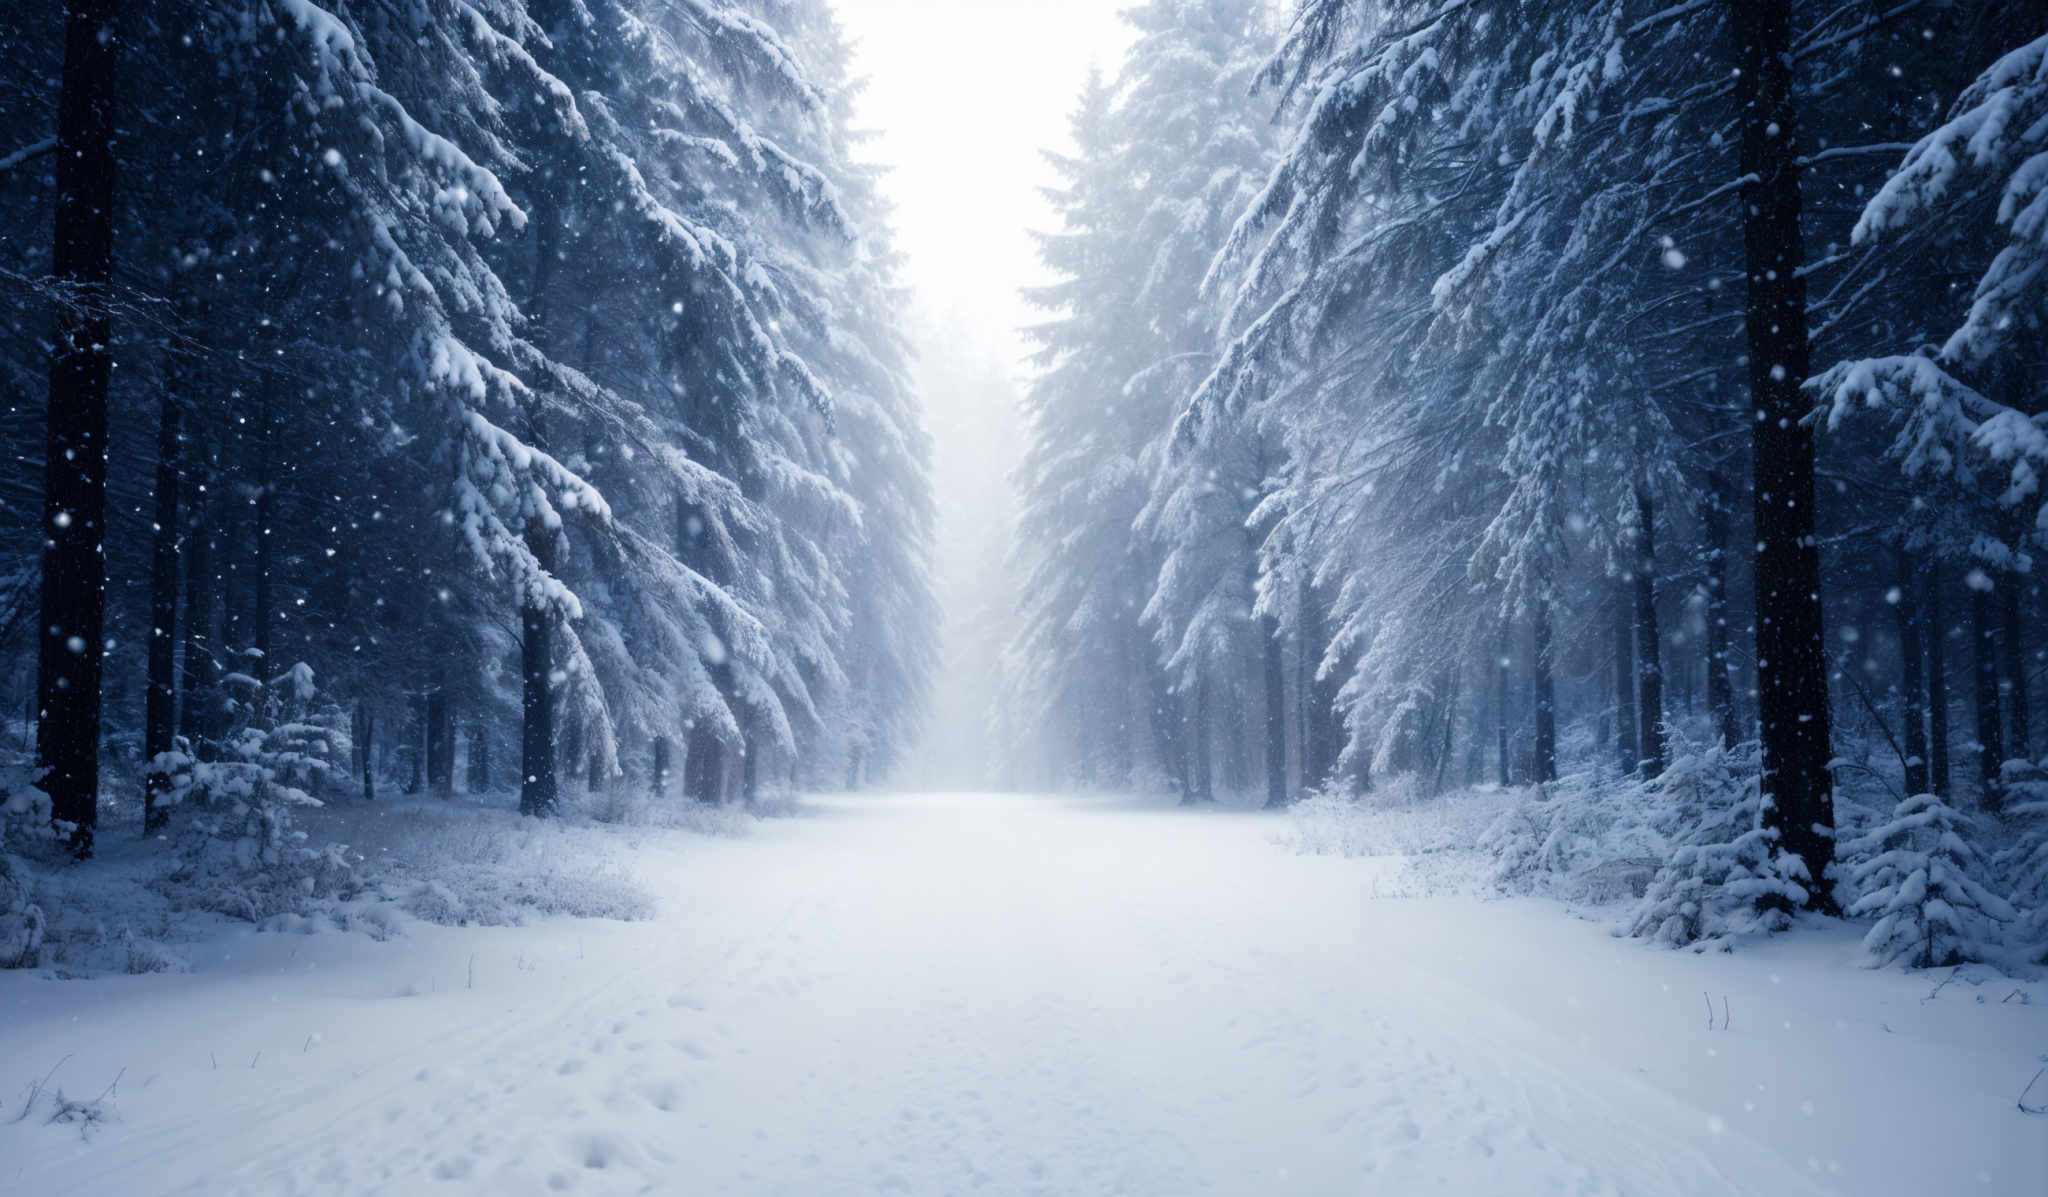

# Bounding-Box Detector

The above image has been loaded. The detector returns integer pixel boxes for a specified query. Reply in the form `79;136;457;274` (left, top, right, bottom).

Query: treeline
1;0;936;858
1008;0;2045;922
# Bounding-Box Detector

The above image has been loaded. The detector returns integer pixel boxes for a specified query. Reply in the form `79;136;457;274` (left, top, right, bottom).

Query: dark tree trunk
470;719;490;792
2000;559;2032;762
1495;619;1511;786
1731;0;1834;907
426;665;452;798
562;711;583;783
178;498;214;756
35;0;122;857
1222;668;1251;792
1261;611;1288;809
686;722;725;803
1296;582;1343;792
1927;571;1952;799
1298;578;1319;793
675;494;736;804
1703;472;1738;749
220;498;244;665
144;374;181;836
519;525;558;817
1634;487;1666;776
252;396;273;686
1432;669;1458;795
1185;676;1213;804
1971;583;2005;811
405;689;425;795
360;706;375;802
741;722;760;806
1149;655;1190;799
1533;600;1557;784
1613;584;1638;776
1108;627;1137;784
521;190;560;818
651;735;670;796
1896;548;1930;797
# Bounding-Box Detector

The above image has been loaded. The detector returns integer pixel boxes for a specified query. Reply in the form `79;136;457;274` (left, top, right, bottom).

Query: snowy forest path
4;793;2017;1195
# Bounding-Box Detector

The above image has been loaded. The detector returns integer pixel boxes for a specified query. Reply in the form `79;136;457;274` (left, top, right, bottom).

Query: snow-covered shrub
402;879;469;925
344;806;656;927
0;852;46;968
1285;785;1515;862
121;931;186;976
589;783;654;826
396;858;654;926
328;901;403;942
1480;753;1693;902
158;665;357;921
0;754;49;845
0;747;54;969
672;800;757;839
1480;783;1654;896
1283;790;1381;857
1629;745;1809;948
1361;771;1432;809
2002;758;2048;962
1844;792;2014;969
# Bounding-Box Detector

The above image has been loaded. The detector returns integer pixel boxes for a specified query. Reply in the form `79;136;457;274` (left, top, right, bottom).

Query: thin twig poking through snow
2019;1064;2048;1115
11;1056;68;1124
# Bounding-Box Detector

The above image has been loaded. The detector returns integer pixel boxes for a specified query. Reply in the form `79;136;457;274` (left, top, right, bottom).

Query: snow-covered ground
2;792;2041;1195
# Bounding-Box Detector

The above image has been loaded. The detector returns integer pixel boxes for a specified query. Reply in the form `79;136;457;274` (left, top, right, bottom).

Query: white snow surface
3;792;2041;1195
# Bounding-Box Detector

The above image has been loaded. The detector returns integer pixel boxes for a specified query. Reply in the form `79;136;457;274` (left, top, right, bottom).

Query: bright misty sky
828;2;1137;784
831;0;1136;364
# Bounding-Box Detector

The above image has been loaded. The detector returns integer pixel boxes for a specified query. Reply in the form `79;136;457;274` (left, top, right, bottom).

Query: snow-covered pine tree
1629;744;1810;949
0;0;940;856
1844;791;2015;968
2003;757;2048;961
1815;24;2048;815
1009;1;1278;796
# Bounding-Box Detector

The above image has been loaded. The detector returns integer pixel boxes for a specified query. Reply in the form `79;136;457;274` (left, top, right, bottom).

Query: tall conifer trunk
520;198;560;818
1634;487;1665;776
1730;0;1834;906
144;360;182;835
35;0;122;857
1261;610;1287;809
520;524;558;817
1613;585;1638;775
1927;571;1952;798
252;396;273;686
1495;619;1511;786
1970;583;2005;811
179;497;214;756
1999;555;2031;762
1896;547;1930;797
427;664;453;798
1533;600;1557;784
1703;472;1738;748
469;719;490;793
1185;676;1212;804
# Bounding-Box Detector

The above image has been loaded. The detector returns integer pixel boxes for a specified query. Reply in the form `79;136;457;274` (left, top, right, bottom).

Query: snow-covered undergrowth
0;779;781;976
1281;784;1518;895
325;798;658;929
1288;728;2048;969
3;793;2039;1196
